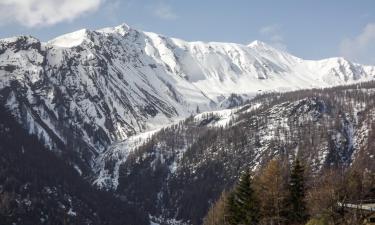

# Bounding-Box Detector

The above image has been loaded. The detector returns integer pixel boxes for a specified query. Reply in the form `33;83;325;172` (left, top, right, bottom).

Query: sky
0;0;374;64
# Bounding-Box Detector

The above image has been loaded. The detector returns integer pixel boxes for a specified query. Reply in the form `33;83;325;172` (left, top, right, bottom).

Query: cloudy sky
0;0;374;64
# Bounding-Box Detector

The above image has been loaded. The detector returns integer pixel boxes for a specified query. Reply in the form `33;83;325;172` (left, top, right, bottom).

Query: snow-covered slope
94;106;246;190
0;23;374;173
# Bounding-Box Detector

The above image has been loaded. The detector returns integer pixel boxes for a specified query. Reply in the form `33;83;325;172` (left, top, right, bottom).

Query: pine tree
227;170;260;225
285;158;308;224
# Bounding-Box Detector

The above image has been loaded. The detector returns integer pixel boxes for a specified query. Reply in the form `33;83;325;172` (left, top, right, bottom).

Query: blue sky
0;0;374;64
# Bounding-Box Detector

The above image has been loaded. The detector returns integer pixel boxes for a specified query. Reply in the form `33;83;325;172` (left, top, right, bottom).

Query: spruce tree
227;192;241;225
227;170;260;225
286;158;308;224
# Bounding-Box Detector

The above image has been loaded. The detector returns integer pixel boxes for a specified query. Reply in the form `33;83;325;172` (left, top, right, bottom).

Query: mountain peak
97;23;131;36
0;35;40;45
247;40;273;49
48;29;89;48
116;23;131;31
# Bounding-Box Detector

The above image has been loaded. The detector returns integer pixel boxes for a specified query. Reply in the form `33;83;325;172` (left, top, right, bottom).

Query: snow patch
48;29;88;47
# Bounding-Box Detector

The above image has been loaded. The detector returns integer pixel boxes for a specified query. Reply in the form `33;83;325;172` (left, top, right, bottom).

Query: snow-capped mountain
0;23;374;173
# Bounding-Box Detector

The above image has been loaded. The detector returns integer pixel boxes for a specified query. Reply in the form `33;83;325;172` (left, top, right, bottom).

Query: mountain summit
0;23;374;173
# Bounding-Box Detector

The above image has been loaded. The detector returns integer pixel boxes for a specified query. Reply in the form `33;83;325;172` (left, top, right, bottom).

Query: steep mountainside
98;82;375;225
0;105;148;225
0;23;375;174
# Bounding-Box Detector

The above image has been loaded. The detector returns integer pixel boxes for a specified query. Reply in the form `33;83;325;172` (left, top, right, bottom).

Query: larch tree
255;159;286;225
203;191;229;225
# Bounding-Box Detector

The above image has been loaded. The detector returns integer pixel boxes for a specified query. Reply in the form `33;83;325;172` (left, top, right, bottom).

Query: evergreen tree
227;170;260;225
227;192;242;225
285;159;308;224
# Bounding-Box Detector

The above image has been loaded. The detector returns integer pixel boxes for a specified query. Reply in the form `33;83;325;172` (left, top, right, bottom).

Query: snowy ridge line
0;22;375;175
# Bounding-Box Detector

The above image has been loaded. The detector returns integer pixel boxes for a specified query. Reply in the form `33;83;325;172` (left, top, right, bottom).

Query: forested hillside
100;81;375;225
0;105;148;225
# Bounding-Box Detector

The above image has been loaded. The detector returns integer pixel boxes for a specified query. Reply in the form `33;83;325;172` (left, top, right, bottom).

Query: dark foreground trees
285;159;308;224
227;170;260;225
203;155;375;225
203;159;309;225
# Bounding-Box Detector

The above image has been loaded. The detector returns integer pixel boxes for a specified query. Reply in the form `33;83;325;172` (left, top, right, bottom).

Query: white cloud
340;23;375;64
153;2;177;20
259;24;287;50
0;0;103;28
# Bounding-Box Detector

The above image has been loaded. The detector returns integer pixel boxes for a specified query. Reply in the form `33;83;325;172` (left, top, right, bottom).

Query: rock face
1;23;375;224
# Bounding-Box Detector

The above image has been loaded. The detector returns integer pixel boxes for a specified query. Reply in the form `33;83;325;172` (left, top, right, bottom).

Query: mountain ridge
1;23;375;225
0;22;375;175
